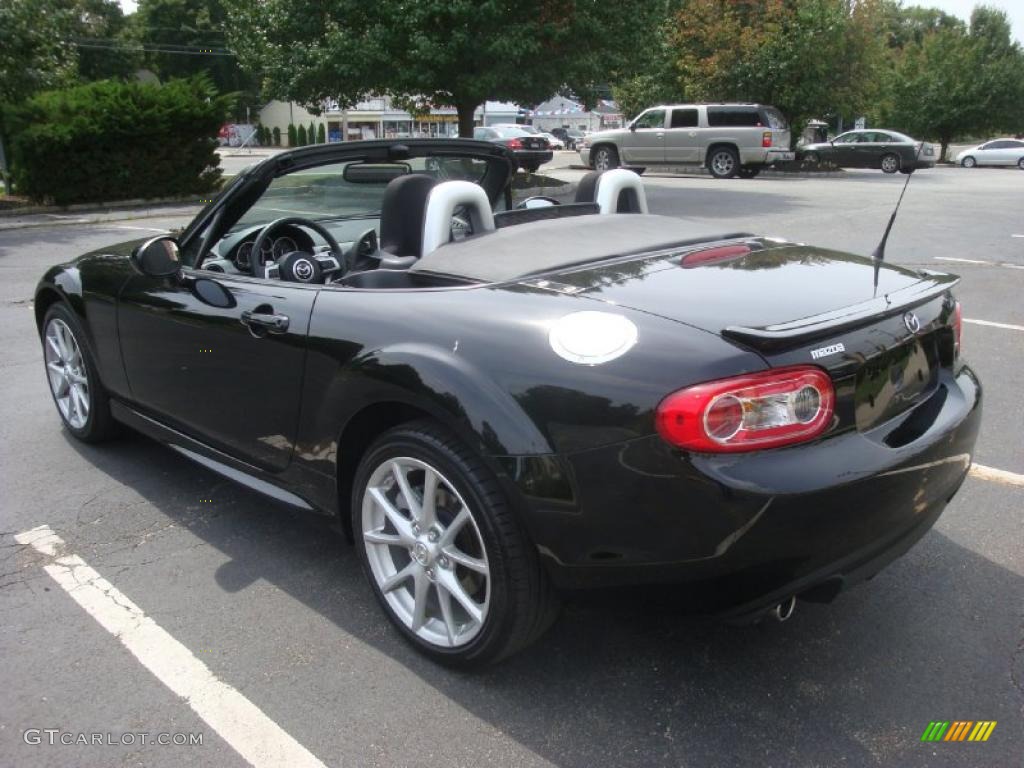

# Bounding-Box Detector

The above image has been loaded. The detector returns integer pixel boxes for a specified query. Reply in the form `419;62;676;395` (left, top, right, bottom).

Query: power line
71;39;237;57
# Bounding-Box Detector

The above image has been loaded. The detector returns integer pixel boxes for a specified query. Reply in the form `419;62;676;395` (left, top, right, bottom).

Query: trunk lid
550;240;960;432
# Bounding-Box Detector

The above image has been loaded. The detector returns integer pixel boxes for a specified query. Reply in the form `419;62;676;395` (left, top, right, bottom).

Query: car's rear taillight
507;138;523;149
655;366;835;452
680;244;751;268
952;300;962;356
762;131;772;148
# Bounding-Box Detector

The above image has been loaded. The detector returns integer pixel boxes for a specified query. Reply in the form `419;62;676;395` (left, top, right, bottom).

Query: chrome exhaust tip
772;596;797;622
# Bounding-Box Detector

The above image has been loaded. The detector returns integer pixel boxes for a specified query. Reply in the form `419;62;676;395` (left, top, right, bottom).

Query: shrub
316;123;325;144
296;124;307;146
308;121;316;144
272;126;281;146
8;76;227;206
287;123;297;146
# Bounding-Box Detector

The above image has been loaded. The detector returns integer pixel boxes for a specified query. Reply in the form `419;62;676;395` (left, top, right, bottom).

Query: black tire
899;167;913;175
523;163;539;173
352;419;559;667
737;166;761;179
961;156;976;168
1017;157;1023;170
627;167;646;176
707;146;740;178
880;153;900;174
591;145;619;172
41;303;119;442
802;151;820;167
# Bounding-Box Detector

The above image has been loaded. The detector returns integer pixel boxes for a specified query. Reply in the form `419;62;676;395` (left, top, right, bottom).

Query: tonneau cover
409;213;747;283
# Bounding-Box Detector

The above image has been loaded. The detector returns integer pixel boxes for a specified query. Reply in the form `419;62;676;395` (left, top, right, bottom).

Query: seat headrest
379;174;437;258
574;171;602;204
573;169;648;214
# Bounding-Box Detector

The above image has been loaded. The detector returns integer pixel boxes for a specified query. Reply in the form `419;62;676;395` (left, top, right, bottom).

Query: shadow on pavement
63;430;1022;768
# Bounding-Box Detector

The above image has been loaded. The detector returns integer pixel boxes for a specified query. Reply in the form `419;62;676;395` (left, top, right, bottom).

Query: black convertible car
36;139;980;666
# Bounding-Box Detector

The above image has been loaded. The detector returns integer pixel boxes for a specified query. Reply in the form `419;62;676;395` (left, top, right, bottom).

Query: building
526;96;623;132
258;95;621;146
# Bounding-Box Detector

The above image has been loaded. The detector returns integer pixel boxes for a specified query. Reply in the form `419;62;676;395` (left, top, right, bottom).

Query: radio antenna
873;140;926;294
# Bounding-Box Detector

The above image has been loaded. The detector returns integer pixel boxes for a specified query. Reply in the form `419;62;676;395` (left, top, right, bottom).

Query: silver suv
580;103;793;178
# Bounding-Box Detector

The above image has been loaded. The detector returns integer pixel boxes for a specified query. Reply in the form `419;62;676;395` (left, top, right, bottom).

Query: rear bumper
512;149;553;168
739;148;795;165
502;365;981;614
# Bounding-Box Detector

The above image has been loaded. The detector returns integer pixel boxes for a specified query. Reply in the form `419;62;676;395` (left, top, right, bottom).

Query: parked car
37;140;979;666
550;127;586;150
539;132;565;150
955;138;1024;168
473;126;552;171
579;103;794;178
800;130;937;173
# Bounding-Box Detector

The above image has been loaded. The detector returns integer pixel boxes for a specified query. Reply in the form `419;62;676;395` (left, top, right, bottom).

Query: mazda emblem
294;259;314;281
903;311;921;334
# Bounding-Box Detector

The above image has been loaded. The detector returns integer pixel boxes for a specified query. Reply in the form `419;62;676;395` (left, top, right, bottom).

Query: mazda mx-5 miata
36;139;980;665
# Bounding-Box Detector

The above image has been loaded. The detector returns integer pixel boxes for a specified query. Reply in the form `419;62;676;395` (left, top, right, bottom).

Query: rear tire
961;156;976;168
1017;157;1023;170
737;166;761;179
591;145;619;172
352;420;559;667
707;146;740;178
41;303;118;443
627;167;646;176
880;153;900;174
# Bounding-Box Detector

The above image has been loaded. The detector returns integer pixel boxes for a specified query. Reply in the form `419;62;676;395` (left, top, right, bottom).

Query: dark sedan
473;125;552;172
36;140;979;666
801;129;937;173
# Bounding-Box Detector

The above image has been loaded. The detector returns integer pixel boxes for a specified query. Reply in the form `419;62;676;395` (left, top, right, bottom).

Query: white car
956;138;1024;169
539;132;565;150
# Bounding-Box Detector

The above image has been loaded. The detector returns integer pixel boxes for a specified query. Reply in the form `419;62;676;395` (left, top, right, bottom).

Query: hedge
7;76;228;206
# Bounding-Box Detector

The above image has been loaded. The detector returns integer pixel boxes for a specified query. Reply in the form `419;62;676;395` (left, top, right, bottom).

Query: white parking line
963;318;1024;332
934;256;1024;270
13;525;326;768
970;463;1024;488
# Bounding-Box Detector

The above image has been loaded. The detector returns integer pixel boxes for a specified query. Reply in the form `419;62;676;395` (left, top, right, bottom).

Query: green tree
666;0;886;144
308;121;316;144
316;122;325;144
272;125;281;146
224;0;663;136
287;123;297;146
883;6;1024;159
132;0;256;118
296;123;307;146
76;0;140;81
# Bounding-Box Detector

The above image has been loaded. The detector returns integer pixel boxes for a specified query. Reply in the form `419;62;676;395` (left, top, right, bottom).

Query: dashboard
202;219;382;278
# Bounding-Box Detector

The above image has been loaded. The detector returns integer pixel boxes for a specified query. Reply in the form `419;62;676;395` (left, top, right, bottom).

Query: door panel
118;271;318;471
622;110;666;164
664;108;700;163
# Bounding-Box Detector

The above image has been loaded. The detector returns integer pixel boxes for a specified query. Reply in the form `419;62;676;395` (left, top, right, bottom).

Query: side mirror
629;123;637;132
133;236;182;278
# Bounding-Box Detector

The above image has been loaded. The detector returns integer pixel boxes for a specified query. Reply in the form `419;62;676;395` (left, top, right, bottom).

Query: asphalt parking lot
1;164;1021;767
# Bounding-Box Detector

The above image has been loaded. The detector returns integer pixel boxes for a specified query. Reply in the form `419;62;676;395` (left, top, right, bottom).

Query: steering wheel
250;217;347;283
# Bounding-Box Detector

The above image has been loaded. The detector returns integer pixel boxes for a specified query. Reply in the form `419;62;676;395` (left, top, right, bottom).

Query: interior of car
195;155;649;290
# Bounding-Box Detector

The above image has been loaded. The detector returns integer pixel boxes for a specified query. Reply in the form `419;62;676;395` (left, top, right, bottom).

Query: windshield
231;156;492;233
492;126;531;139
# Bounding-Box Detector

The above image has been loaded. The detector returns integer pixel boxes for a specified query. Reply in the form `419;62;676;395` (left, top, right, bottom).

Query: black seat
574;171;601;204
378;174;437;268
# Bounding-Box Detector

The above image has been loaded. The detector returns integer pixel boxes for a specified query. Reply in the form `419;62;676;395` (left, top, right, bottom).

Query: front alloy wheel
880;153;900;174
708;147;739;178
961;156;976;168
45;318;90;430
592;146;618;171
362;456;490;648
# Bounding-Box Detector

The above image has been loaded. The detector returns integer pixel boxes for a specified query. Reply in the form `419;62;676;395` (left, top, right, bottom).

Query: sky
115;0;1023;44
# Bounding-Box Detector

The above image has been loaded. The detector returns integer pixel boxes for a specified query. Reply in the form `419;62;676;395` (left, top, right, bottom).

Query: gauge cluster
232;227;311;272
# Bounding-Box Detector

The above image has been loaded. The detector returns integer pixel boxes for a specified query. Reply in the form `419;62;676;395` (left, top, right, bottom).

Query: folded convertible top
409;213;748;283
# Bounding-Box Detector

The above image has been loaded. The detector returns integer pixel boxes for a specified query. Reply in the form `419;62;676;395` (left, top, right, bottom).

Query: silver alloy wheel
881;154;900;173
593;148;613;171
362;456;490;648
711;150;736;176
44;318;90;430
962;156;976;168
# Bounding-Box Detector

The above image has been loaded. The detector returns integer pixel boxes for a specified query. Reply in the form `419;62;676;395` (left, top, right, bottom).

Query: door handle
241;309;289;334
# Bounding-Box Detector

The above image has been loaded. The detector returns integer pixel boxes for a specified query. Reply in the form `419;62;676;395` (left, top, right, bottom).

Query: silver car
956;138;1024;169
579;103;793;179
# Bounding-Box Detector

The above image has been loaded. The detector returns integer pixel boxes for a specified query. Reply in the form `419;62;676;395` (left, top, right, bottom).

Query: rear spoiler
722;273;959;353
